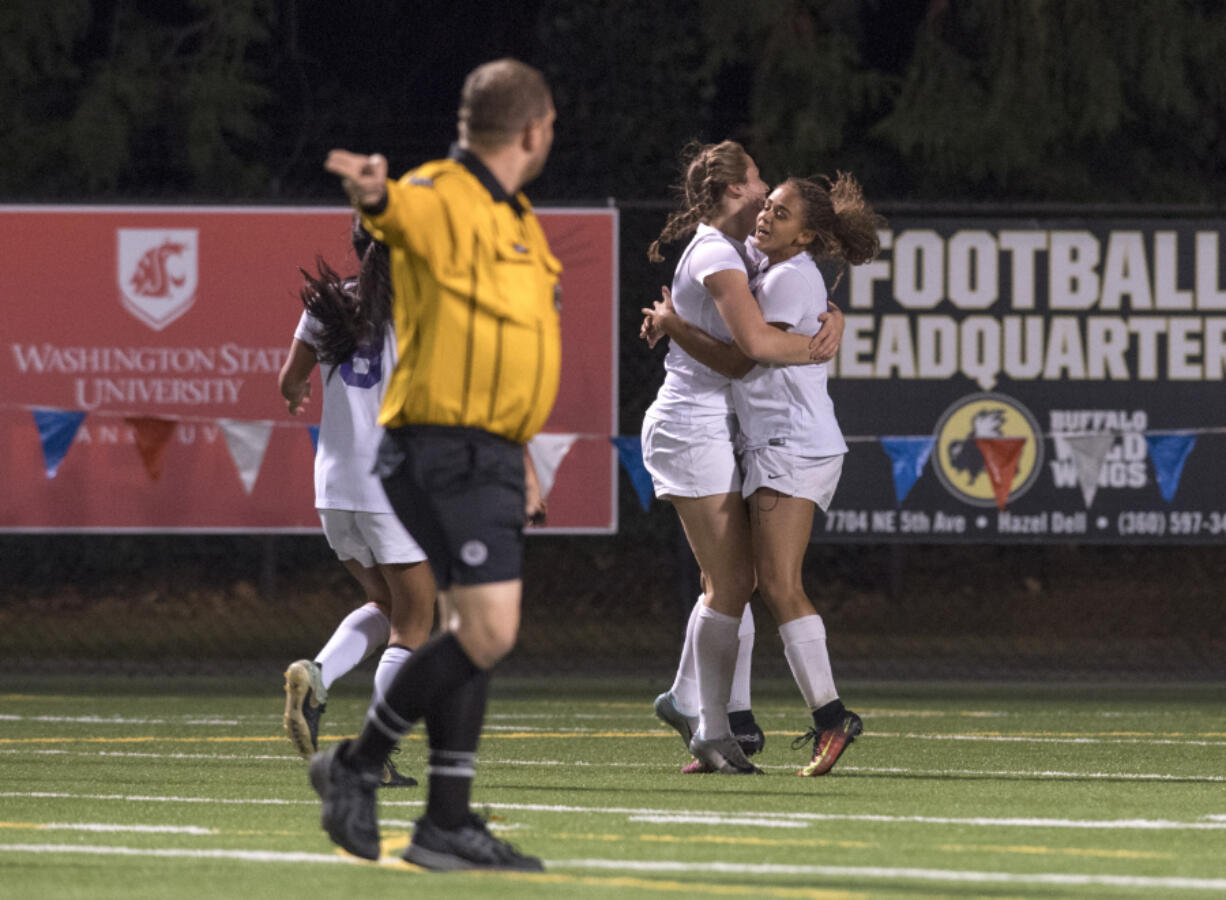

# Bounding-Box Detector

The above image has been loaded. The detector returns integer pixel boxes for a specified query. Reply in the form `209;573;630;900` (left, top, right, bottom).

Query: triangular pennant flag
1145;432;1198;502
31;408;87;479
879;436;935;505
610;435;654;511
218;419;274;495
308;425;320;453
1062;432;1116;508
527;432;578;500
974;436;1026;510
124;417;176;481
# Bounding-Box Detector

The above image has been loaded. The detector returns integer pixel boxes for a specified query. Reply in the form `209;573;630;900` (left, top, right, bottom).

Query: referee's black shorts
375;424;525;590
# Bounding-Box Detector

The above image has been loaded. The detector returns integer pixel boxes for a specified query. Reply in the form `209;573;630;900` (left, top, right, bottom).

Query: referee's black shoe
309;739;382;860
403;813;544;871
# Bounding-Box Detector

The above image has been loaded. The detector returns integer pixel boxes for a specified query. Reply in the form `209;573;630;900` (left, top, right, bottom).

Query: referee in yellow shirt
309;59;559;873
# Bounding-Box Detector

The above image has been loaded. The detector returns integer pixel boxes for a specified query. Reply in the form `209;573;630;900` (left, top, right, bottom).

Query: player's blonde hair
648;140;753;262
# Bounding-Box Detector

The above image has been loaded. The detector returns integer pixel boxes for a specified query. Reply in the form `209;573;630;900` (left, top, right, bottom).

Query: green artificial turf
1;677;1223;899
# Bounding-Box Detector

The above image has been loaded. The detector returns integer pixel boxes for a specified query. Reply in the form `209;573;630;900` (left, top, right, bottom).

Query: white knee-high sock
694;605;741;741
668;594;704;715
728;602;755;713
368;644;412;718
314;604;390;690
780;614;838;710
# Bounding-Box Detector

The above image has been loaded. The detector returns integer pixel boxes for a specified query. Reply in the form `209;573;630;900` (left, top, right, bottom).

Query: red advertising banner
1;205;618;533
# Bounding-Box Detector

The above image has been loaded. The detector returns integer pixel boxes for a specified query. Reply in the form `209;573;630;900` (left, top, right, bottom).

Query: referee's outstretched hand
324;150;388;210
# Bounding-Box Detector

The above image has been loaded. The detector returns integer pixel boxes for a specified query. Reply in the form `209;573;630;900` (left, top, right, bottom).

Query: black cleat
379;746;418;788
403;813;544;872
308;739;382;860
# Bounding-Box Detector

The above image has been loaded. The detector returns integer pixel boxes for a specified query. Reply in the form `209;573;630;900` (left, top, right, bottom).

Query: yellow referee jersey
362;155;562;444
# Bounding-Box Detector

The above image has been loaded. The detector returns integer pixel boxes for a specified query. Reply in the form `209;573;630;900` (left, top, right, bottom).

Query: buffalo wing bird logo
932;392;1044;508
129;241;188;298
947;408;1007;483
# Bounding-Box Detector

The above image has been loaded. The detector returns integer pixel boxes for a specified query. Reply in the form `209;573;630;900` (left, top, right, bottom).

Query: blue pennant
609;435;654;511
32;408;87;479
308;425;320;453
879;436;935;505
1144;432;1197;503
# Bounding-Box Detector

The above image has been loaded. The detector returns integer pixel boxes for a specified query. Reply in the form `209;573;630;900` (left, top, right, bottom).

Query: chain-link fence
2;205;1223;681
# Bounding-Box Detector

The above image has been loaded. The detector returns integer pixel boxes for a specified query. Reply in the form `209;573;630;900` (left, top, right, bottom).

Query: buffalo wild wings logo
932;392;1044;507
117;229;199;330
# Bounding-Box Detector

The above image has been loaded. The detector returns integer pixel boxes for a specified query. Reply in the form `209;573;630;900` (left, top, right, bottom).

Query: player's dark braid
297;237;393;379
788;173;885;290
297;259;364;375
357;239;393;340
648;140;751;262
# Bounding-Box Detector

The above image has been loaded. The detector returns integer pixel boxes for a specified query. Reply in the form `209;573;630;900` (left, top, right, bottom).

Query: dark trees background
4;0;1226;204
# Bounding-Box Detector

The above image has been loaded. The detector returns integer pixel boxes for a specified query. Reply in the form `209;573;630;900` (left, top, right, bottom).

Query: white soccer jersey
732;253;848;457
294;310;397;512
646;224;753;422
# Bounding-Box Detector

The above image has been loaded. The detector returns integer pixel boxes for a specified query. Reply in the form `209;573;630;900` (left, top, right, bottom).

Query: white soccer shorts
740;447;843;511
641;412;743;499
317;508;427;567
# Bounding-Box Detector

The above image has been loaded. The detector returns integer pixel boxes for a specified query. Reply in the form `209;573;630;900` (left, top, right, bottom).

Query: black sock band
728;709;757;733
813;698;847;731
351;632;479;767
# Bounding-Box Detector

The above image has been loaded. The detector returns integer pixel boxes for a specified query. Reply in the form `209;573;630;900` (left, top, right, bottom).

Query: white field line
4;726;1224;747
627;815;809;829
1;823;216;834
549;858;1226;892
0;843;350;864
833;764;1226;783
0;792;314;806
4;747;1226;783
0;749;301;762
381;800;1226;832
0;843;1224;892
0;715;239;725
5;790;1225;831
872;731;1226;747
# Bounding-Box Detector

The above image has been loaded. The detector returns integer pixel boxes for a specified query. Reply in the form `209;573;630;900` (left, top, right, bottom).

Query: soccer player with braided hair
645;171;884;776
278;221;436;788
640;140;846;775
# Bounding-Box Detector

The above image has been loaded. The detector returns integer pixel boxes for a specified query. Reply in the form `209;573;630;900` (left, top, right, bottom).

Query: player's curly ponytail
648;140;753;262
787;172;885;289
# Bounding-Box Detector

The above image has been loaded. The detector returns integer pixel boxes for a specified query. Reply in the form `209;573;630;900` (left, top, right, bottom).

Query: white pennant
1060;432;1117;508
218;419;274;495
527;433;579;499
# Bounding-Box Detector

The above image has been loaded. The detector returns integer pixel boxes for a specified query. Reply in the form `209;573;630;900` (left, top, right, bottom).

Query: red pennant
125;416;176;481
974;437;1026;510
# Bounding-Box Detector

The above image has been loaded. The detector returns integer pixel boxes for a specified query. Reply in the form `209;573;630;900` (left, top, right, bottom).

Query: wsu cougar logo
117;229;199;330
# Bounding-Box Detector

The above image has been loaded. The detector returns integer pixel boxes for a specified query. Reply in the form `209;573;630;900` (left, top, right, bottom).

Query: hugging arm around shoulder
705;269;816;365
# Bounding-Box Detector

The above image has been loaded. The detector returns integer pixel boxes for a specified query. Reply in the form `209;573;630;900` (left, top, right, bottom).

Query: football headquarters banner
0;205;618;534
823;216;1226;543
